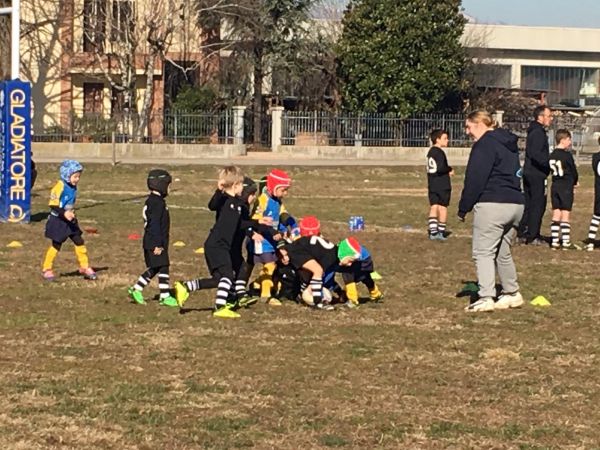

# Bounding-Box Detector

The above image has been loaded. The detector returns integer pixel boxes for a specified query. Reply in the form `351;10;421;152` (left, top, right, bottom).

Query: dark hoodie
458;128;524;217
523;121;551;177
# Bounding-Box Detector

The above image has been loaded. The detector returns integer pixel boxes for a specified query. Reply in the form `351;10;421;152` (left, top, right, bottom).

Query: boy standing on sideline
128;169;178;307
585;137;600;251
42;160;97;281
426;129;453;240
549;129;580;250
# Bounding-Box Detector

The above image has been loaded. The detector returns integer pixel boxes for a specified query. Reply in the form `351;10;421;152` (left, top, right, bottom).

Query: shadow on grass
179;306;214;315
60;266;109;277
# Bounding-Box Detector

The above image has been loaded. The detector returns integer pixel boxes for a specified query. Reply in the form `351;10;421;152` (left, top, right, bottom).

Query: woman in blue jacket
458;111;525;312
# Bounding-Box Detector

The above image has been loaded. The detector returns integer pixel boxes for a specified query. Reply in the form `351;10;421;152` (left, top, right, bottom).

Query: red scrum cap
266;169;291;194
299;215;320;236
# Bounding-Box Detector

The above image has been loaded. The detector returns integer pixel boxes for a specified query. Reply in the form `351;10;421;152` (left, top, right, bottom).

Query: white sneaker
586;243;594;252
465;297;495;312
494;292;524;310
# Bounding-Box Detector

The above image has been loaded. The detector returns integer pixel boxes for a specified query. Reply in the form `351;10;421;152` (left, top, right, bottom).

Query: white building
463;23;600;107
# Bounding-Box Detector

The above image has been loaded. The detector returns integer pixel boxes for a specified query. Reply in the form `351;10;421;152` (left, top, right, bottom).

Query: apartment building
18;0;217;136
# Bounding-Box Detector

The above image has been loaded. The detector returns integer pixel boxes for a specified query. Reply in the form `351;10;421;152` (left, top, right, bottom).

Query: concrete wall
32;142;247;160
274;145;471;164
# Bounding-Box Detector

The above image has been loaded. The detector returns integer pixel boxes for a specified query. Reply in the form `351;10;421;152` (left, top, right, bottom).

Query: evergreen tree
336;0;467;114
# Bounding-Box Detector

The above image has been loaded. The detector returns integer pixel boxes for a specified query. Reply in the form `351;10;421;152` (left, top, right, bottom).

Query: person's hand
64;210;75;221
449;169;455;176
575;182;580;189
259;216;273;225
272;233;282;241
251;232;264;242
153;247;163;255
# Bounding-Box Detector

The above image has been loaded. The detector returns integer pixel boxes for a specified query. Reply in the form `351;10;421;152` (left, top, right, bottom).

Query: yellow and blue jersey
49;180;77;213
251;191;295;254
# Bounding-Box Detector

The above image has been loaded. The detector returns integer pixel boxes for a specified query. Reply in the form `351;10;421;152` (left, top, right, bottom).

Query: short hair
430;129;448;145
555;129;572;145
218;165;243;189
533;105;550;120
466;110;496;128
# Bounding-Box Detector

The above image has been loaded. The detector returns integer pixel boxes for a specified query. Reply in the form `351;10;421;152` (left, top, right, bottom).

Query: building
17;0;218;138
463;23;600;108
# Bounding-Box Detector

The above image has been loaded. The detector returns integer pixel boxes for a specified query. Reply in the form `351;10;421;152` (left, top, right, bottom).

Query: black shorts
45;215;83;243
551;186;574;211
594;194;600;216
428;189;451;207
144;248;169;269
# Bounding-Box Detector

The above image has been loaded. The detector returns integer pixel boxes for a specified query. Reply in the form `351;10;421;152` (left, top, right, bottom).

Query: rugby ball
301;287;332;306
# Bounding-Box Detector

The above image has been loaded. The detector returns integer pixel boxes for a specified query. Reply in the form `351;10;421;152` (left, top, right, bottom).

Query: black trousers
520;174;547;242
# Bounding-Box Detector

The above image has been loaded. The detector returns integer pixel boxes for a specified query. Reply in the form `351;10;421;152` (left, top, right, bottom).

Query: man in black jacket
519;105;553;245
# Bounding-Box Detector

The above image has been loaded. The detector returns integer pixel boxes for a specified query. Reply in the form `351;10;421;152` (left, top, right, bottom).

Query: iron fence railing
31;110;235;144
281;111;472;147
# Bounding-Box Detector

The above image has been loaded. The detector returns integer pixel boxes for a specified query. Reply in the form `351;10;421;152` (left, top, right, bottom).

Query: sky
331;1;600;28
461;0;600;28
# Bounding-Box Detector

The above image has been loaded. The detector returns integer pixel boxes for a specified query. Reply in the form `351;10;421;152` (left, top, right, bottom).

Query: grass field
1;163;599;449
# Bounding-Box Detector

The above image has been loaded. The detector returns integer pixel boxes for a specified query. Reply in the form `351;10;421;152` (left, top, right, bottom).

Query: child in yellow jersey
251;169;298;305
42;160;97;281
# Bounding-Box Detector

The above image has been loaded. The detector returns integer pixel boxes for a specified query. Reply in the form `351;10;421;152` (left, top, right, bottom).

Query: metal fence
32;110;235;144
281;111;471;147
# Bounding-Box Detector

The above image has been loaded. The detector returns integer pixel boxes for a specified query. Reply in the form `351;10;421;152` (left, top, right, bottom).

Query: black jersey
208;189;227;220
205;194;271;252
549;148;578;186
426;146;452;192
593;152;600;193
286;236;338;272
143;193;170;250
273;261;300;300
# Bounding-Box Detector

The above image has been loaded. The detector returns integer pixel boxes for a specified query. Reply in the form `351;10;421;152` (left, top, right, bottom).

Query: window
83;83;104;115
474;64;512;89
521;66;600;106
111;0;134;42
83;0;107;52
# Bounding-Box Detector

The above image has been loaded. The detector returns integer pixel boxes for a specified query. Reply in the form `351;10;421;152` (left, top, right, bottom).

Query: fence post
271;106;284;152
232;106;246;145
493;110;504;127
111;132;116;166
174;113;178;145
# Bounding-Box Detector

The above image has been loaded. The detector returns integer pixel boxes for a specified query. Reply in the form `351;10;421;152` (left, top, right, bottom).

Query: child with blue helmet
42;160;97;281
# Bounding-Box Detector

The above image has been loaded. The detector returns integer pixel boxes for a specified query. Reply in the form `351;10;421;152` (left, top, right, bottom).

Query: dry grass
0;163;599;449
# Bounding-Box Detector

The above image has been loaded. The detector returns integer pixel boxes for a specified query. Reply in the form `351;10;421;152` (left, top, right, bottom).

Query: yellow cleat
174;281;190;307
369;290;384;302
213;304;241;319
266;297;282;306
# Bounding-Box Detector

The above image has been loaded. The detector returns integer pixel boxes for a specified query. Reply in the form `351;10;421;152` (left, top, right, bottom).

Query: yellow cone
194;247;204;254
173;241;186;247
6;241;23;248
530;295;551;307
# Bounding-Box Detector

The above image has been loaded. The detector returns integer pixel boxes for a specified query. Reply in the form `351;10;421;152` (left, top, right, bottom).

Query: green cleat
128;287;146;305
213;304;241;319
173;281;190;307
159;296;179;308
237;295;259;308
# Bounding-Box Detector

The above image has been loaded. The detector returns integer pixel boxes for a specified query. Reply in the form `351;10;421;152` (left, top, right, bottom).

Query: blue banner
0;80;32;223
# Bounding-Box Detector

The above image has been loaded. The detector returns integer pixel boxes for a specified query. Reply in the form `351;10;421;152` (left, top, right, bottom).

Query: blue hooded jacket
458;128;524;216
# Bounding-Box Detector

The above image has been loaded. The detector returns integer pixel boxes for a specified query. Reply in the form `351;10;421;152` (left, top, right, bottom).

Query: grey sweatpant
472;202;524;298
